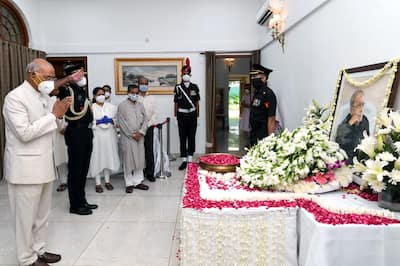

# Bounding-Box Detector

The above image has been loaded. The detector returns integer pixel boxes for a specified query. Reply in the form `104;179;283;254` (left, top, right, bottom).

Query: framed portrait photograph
328;60;400;161
114;58;184;95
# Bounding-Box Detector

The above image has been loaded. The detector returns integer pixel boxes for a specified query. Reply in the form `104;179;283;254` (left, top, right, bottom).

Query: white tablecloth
181;207;298;266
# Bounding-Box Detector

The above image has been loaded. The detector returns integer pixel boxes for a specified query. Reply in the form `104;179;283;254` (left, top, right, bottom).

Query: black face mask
251;78;263;90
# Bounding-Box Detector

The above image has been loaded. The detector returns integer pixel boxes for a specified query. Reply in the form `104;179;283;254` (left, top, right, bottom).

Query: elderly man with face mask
57;63;98;215
3;58;81;266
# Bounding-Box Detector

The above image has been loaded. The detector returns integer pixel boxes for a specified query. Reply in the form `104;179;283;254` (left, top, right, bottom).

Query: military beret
63;63;84;76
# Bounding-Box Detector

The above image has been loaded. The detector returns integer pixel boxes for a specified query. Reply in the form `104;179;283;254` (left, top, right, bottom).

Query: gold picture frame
114;58;184;95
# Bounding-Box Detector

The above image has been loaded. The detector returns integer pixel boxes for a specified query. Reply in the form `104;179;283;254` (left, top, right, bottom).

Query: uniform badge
252;98;260;107
190;90;197;96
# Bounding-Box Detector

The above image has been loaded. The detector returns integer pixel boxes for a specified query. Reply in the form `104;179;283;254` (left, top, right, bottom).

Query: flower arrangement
353;108;400;194
238;100;352;193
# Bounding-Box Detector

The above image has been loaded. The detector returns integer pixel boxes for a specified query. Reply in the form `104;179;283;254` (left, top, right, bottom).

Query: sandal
105;183;114;190
56;183;67;192
95;185;104;193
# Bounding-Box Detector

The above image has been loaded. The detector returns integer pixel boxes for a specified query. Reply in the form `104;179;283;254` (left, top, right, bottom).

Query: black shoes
178;161;187;170
84;202;98;209
69;207;92;215
147;175;156;182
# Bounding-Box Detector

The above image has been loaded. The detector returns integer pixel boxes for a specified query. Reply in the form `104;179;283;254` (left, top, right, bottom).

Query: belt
178;108;196;113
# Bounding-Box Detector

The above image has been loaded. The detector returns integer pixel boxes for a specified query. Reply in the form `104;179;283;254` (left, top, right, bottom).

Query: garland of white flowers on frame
328;57;400;134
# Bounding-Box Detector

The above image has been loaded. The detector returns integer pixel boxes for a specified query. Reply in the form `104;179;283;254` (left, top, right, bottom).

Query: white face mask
38;80;55;95
104;92;111;98
76;76;87;87
182;74;191;82
245;89;250;94
96;95;106;103
128;93;138;102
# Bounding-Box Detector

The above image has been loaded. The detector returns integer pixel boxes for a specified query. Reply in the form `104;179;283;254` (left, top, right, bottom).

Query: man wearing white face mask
57;63;97;215
174;58;200;170
138;76;158;182
102;84;112;103
3;58;81;266
117;84;149;193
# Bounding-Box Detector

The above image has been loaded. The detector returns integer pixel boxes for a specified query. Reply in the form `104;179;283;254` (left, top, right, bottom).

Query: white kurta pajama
117;99;148;186
89;102;120;184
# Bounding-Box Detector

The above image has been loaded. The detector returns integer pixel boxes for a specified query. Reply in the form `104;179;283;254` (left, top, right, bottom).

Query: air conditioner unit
256;0;272;25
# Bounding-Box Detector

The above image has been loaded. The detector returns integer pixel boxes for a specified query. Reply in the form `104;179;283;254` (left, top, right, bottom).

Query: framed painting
328;59;400;161
114;58;184;95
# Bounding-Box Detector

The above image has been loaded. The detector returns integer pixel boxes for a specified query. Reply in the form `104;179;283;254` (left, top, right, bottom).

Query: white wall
11;0;262;155
37;0;261;53
259;0;400;130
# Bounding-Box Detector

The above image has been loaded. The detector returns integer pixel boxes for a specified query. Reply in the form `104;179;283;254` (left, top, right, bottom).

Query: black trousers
177;111;197;158
250;122;267;147
64;126;93;209
144;126;154;178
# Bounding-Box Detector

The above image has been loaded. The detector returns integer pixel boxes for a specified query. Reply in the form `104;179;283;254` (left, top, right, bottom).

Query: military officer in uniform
249;64;277;146
58;63;98;215
174;58;200;170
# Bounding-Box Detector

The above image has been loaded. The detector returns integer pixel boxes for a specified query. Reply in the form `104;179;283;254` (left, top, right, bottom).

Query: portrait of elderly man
335;89;370;162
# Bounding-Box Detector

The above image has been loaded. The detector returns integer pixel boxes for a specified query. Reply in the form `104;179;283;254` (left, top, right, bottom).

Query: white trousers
95;169;111;185
8;182;53;266
124;168;144;186
56;163;68;184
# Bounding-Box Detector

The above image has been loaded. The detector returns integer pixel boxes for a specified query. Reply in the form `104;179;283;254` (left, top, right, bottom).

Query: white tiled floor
0;160;184;266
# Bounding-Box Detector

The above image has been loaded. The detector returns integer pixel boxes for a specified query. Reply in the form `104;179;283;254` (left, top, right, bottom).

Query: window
0;0;28;46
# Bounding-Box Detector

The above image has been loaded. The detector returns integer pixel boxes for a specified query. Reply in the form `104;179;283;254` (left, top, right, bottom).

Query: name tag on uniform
252;98;260;107
190;90;197;96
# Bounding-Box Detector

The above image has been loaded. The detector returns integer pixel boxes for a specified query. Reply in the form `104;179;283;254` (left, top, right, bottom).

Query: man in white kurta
117;85;149;193
3;58;78;266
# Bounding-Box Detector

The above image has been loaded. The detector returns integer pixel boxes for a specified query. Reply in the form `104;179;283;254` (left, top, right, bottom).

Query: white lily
365;159;389;182
353;157;367;172
390;169;400;183
391;111;400;132
376;151;396;162
355;131;376;158
376;108;392;128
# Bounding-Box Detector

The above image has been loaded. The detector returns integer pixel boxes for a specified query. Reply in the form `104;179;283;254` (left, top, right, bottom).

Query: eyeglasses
34;72;57;81
352;103;365;109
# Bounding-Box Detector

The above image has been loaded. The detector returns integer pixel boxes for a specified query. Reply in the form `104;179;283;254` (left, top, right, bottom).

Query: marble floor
0;160;184;266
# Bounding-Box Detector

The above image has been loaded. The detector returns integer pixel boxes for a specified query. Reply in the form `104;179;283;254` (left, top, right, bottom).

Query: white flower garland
198;173;396;219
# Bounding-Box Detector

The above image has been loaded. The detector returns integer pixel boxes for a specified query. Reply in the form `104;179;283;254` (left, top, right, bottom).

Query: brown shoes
95;185;103;193
38;252;61;263
134;183;149;190
105;182;114;190
126;183;149;193
56;183;67;192
126;186;134;193
29;259;48;266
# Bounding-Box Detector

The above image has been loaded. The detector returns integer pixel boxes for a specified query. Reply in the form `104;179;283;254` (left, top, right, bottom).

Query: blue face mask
139;85;148;92
128;93;138;102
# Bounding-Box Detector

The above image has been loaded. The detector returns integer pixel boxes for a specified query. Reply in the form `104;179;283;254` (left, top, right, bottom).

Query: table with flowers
181;162;400;266
179;101;400;266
